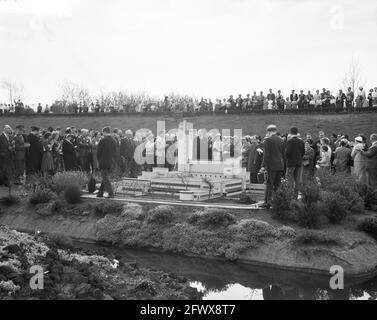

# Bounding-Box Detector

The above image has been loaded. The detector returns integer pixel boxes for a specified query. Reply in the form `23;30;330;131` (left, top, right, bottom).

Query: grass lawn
1;112;376;137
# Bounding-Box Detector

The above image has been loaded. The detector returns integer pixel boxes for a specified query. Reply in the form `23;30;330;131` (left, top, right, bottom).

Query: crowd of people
0;122;376;204
1;86;377;115
252;126;377;208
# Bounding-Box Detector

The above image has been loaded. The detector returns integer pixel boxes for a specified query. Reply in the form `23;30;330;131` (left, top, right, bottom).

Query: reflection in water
191;282;263;300
77;244;377;300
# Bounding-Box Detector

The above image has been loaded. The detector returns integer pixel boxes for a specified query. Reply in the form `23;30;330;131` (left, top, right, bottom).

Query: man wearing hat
97;126;117;198
0;125;14;190
14;125;29;184
27;126;43;175
361;133;377;188
260;125;285;208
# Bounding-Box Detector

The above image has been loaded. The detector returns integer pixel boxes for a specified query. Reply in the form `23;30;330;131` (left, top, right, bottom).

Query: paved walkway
82;193;263;210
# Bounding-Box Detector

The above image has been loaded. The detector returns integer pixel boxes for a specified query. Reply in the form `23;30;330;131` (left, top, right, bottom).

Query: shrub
93;201;124;217
48;233;75;251
24;174;54;192
235;219;281;239
29;189;56;205
291;200;322;229
0;195;20;207
188;208;236;229
278;226;297;238
52;171;88;194
64;185;82;204
295;230;340;245
96;214;128;244
355;183;377;210
321;192;349;224
271;181;294;222
146;205;175;225
358;217;377;240
300;179;321;205
317;171;364;214
121;203;145;220
239;193;257;204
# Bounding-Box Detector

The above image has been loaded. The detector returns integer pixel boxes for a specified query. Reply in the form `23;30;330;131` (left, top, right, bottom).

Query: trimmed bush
278;226;297;238
291;200;322;229
29;189;56;205
355;183;377;210
0;195;20;207
24;174;54;192
239;193;257;204
188;208;236;229
300;179;321;205
121;203;145;220
97;215;122;244
317;170;365;214
64;185;82;204
358;217;377;240
271;181;294;222
93;201;124;217
321;192;349;224
295;230;340;245
52;171;88;194
146;205;175;225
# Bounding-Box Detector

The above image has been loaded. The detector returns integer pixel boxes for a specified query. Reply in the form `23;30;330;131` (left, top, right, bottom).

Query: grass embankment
1;113;377;137
0;225;202;300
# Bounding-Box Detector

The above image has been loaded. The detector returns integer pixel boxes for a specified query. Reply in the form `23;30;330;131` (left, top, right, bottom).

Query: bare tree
59;80;91;105
341;58;366;93
1;80;25;104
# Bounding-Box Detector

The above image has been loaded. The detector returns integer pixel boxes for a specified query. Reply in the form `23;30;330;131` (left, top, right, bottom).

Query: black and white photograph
0;0;377;308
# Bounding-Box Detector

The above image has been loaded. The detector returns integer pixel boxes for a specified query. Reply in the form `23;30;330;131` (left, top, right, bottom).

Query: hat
31;126;39;131
16;125;25;130
102;126;111;134
355;137;363;143
267;125;277;132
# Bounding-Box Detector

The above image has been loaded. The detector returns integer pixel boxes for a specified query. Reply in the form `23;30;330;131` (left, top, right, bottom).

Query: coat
27;133;43;174
0;134;13;186
285;137;305;167
14;134;26;161
62;139;77;171
97;136;117;170
120;138;136;159
0;134;12;163
247;142;263;174
262;134;285;172
362;143;377;169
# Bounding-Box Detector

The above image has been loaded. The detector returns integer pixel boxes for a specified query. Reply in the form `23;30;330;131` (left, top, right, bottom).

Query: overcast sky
0;0;376;105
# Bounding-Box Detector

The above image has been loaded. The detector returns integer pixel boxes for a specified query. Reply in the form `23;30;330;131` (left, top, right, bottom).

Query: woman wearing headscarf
351;136;368;184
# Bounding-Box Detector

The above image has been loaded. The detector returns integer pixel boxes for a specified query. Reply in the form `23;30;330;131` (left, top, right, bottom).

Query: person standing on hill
120;130;136;177
27;126;43;175
14;125;29;184
360;134;377;188
62;134;77;171
97;127;117;198
0;125;15;191
285;127;305;198
260;125;285;208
